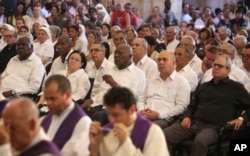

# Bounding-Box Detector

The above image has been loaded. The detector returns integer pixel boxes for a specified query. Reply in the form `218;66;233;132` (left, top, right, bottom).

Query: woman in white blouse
37;51;90;104
33;26;54;67
56;51;90;101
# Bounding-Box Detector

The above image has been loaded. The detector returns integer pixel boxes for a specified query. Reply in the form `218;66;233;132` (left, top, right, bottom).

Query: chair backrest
84;78;95;100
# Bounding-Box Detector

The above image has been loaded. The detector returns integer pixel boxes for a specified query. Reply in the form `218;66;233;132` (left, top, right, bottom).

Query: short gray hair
49;25;61;38
182;35;196;46
166;26;178;35
176;45;191;56
218;26;230;36
216;55;232;69
140;38;148;48
160;50;176;61
234;35;247;45
221;43;237;56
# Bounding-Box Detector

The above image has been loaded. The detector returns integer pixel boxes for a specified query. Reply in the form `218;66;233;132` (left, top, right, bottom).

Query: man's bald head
2;98;40;151
3;98;39;121
185;30;198;42
157;50;176;78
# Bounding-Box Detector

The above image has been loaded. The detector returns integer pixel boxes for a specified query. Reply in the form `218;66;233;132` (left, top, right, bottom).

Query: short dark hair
68;25;80;33
87;30;97;40
20;25;29;32
67;50;87;69
204;38;221;47
103;87;136;110
17;2;27;15
50;3;59;13
144;36;157;47
245;43;250;49
115;30;126;37
16;17;26;25
85;22;95;31
141;23;152;30
44;75;71;94
18;35;32;48
207;45;219;54
88;7;97;14
102;42;110;59
236;8;243;14
126;29;137;38
199;27;212;39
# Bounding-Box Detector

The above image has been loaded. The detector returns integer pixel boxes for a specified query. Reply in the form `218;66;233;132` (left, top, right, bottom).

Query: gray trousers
153;119;173;129
163;120;219;156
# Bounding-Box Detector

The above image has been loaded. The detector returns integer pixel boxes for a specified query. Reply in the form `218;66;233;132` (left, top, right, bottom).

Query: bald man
82;44;146;125
0;98;61;156
137;50;190;128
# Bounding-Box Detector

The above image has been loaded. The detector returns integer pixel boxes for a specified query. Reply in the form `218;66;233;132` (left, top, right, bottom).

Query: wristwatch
11;90;16;96
238;117;244;121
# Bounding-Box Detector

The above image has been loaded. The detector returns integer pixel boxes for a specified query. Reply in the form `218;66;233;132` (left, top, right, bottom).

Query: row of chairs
171;116;250;156
16;75;250;156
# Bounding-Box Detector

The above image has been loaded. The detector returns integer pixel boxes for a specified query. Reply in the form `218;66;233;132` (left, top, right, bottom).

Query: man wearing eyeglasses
0;30;17;74
233;35;246;69
164;55;250;156
85;42;114;99
201;43;249;89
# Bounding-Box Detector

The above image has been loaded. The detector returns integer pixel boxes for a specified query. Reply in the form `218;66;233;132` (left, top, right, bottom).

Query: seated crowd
0;0;250;156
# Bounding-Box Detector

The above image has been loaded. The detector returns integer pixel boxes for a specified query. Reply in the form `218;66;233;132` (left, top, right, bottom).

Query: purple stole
19;140;61;156
41;103;86;150
104;113;152;151
0;99;9;117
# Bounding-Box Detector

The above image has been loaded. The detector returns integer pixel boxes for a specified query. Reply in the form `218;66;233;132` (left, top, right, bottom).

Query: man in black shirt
164;55;250;156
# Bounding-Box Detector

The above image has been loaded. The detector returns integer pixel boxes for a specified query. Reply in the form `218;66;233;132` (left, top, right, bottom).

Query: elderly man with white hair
107;25;121;54
233;35;247;68
180;35;202;80
165;26;180;53
201;43;249;89
218;26;233;44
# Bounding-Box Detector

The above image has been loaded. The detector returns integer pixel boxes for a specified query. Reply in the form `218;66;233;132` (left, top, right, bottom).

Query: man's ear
29;118;37;131
64;90;72;100
128;104;136;114
128;53;132;59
